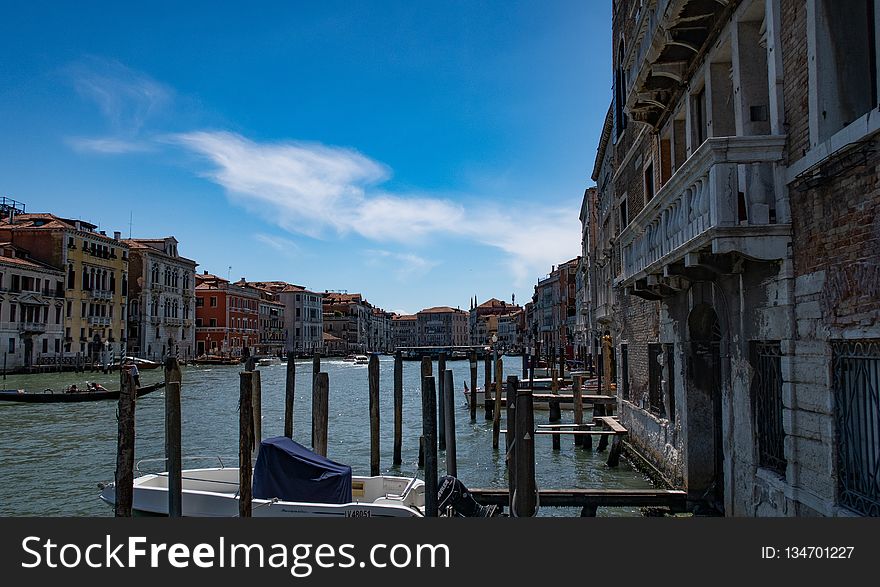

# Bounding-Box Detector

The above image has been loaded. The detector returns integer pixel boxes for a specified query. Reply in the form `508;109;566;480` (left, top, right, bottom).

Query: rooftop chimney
100;230;106;236
114;231;121;241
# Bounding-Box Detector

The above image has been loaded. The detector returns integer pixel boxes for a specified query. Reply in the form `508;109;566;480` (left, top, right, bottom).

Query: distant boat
113;357;162;370
341;355;358;363
257;358;278;367
0;381;166;404
354;355;369;365
190;355;240;366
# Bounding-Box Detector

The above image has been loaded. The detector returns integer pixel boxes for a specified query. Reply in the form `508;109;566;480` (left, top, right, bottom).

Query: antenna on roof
227;266;232;281
128;211;133;239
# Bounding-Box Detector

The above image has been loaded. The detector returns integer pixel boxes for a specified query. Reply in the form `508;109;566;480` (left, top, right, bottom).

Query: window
664;343;676;422
832;339;880;516
814;0;878;143
751;341;786;475
619;343;629;401
692;87;707;147
9;304;15;322
644;162;655;202
196;297;204;307
648;343;663;415
42;338;48;354
209;318;217;327
210;296;218;308
619;197;629;228
614;40;628;140
8;338;14;354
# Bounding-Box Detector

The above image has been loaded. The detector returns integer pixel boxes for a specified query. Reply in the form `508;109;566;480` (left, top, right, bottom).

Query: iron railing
751;341;786;475
832;340;880;517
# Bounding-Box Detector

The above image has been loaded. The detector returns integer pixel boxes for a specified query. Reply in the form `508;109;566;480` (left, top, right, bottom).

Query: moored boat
0;381;166;404
99;437;425;517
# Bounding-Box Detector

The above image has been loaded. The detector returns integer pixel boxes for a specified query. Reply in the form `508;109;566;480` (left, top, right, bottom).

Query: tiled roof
418;306;464;314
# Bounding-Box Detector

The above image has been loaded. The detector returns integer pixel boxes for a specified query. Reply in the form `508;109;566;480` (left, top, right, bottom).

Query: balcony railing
90;289;114;300
88;316;112;327
618;135;789;288
19;321;48;333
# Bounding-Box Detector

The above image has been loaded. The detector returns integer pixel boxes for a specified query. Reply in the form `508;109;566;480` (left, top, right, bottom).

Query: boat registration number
345;509;372;518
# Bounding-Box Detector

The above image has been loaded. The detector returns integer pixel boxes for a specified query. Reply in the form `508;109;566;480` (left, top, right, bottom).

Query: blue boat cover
252;437;353;504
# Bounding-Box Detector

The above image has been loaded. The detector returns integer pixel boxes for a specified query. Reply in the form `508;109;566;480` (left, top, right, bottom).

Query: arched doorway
686;303;724;515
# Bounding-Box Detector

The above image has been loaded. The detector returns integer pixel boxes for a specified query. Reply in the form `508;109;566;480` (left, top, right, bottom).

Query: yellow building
0;213;129;362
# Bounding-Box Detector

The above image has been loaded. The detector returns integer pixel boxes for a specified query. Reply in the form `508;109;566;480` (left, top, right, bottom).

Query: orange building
194;271;259;358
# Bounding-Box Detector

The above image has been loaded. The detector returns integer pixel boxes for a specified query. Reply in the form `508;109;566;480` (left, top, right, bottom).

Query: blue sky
0;0;611;315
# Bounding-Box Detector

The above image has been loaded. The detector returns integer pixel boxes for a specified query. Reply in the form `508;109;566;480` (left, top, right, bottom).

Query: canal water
0;355;653;517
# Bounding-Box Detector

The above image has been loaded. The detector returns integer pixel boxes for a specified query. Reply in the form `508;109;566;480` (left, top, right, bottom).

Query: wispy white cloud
66;136;156;154
171;130;580;285
254;233;300;256
68;56;172;133
66;57;173;154
364;249;440;280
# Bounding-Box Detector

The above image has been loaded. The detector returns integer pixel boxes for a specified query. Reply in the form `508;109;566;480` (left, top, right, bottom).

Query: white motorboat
257;358;278;367
99;437;425;517
354;354;369;365
341;355;358;363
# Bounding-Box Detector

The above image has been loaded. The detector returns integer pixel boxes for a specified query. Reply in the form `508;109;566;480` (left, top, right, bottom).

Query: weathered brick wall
782;0;809;163
791;146;880;332
616;291;660;402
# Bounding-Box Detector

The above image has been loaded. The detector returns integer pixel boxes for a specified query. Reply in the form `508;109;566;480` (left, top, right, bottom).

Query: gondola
0;381;166;404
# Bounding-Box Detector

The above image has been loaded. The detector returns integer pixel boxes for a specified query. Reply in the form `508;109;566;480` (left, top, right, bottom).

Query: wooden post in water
559;345;566;380
573;375;585;449
521;349;528;380
164;357;183;518
443;369;457;478
251;368;262;456
369;354;380;476
505;375;518;512
114;371;136;517
483;351;493;420
393;350;403;466
245;356;256;372
311;352;321;447
550;369;561;450
438;352;447;452
492;355;504;449
284;352;296;438
418;357;432;468
514;378;537;517
421;375;438;517
469;351;478;422
313;372;329;457
239;371;254;517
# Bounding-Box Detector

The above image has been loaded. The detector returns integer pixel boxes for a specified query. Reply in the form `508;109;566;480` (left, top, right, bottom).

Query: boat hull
0;382;165;404
99;468;425;518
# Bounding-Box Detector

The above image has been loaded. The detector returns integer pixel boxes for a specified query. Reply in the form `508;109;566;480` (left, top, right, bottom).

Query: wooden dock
468;488;687;516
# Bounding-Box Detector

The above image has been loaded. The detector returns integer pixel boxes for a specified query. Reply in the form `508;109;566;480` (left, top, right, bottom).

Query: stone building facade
126;238;197;361
579;0;880;517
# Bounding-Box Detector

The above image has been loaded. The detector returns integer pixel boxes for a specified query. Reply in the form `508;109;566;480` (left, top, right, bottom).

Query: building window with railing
750;341;786;476
832;339;880;516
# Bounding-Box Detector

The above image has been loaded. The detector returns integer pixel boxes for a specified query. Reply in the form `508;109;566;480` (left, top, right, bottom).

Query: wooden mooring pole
443;369;457;478
393;350;403;466
484;351;493;420
521;349;528;380
421;375;438;517
469;351;478;422
252;368;262;456
313;372;329;457
369;354;380;476
573;375;586;449
492;355;504;449
239;371;254;518
418;357;432;468
114;371;136;517
164;357;182;518
438;352;447;452
550;369;561;451
311;352;321;447
284;351;295;438
513;379;536;517
505;375;517;511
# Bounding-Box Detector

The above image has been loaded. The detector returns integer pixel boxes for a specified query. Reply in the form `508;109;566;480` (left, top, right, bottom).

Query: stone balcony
88;316;112;327
90;289;114;301
624;0;736;126
618;135;790;299
19;321;47;334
